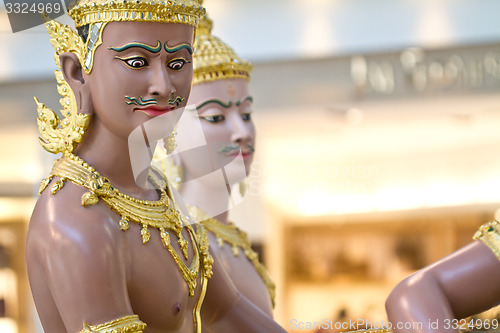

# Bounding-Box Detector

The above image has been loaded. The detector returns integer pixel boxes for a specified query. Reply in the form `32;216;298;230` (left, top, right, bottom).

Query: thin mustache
167;96;185;106
125;96;157;106
218;144;255;154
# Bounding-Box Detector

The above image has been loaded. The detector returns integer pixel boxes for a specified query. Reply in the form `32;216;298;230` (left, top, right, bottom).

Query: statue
26;1;214;332
156;10;282;331
27;0;288;331
385;221;500;332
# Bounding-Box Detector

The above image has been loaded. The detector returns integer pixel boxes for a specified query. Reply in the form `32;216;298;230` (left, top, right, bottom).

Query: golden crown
68;0;205;28
193;14;252;85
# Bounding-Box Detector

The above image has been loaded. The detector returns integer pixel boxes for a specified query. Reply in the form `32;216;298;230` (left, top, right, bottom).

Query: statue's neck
75;121;153;193
178;174;231;224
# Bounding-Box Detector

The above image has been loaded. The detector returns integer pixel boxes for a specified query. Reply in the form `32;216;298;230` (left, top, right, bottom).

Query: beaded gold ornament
164;126;178;154
68;0;205;29
192;13;253;85
39;153;215;295
153;146;183;188
39;152;214;332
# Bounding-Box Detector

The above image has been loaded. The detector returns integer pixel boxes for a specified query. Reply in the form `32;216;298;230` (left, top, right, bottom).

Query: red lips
228;150;253;160
134;105;175;117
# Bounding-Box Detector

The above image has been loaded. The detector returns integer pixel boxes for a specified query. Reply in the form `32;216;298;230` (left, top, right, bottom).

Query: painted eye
241;113;252;121
202;114;225;123
167;58;190;71
118;57;148;68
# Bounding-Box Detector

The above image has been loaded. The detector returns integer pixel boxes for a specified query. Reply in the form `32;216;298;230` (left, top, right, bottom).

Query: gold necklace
187;205;276;307
39;152;213;298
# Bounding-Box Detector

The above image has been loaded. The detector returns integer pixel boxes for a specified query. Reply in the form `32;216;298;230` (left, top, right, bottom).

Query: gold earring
35;18;91;155
239;180;247;197
164;157;183;190
165;127;177;154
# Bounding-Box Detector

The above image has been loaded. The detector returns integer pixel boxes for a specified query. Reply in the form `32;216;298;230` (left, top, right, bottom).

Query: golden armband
473;220;500;261
81;315;146;333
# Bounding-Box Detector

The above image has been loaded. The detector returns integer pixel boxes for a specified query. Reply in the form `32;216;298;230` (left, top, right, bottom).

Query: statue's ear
59;52;93;115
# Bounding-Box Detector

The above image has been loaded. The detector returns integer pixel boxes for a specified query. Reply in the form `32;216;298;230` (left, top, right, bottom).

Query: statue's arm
27;186;140;332
201;249;287;333
386;240;500;333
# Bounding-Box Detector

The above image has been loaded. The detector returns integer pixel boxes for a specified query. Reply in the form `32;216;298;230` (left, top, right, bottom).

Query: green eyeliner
196;99;233;110
236;96;253;106
109;40;162;53
164;42;193;55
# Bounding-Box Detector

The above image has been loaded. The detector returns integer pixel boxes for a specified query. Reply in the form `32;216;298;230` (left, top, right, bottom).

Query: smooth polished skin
176;79;255;200
175;78;276;326
27;21;203;333
386;240;500;333
28;19;286;333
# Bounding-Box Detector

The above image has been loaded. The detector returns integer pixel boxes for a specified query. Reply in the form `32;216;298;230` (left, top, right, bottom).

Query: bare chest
125;223;203;332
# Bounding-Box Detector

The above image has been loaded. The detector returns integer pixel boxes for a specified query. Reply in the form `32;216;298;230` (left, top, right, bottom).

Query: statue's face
176;78;255;184
85;21;195;139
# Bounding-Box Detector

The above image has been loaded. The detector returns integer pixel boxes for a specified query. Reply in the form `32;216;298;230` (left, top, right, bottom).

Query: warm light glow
298;189;337;216
259;99;500;218
298;189;377;216
283;178;500;217
0;198;36;221
474;177;500;204
0;318;17;333
0;126;43;184
424;181;472;207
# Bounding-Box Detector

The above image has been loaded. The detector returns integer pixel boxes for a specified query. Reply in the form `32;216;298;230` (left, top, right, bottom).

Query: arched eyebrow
196;99;233;110
164;41;194;55
108;40;162;53
236;96;253;106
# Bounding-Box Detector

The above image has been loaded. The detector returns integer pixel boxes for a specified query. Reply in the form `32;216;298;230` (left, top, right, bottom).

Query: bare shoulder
28;179;124;258
27;179;133;332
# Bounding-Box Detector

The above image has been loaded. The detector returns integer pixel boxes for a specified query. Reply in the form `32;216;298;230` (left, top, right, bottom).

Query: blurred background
2;0;500;332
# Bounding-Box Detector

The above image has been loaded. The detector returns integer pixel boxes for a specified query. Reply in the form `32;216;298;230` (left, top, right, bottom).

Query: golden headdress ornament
193;12;253;85
68;0;205;28
35;0;205;156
